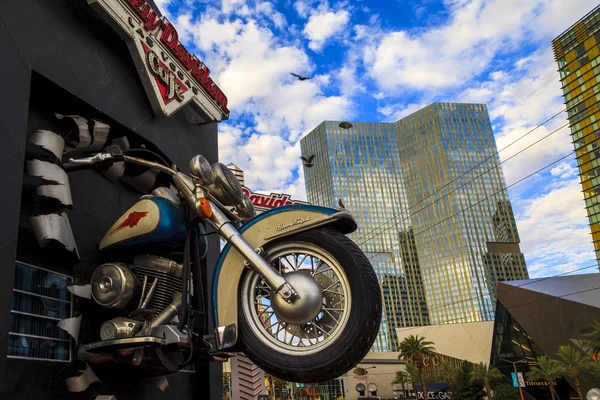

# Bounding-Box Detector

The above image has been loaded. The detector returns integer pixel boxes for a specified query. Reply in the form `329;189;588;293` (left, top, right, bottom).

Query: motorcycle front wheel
238;227;382;382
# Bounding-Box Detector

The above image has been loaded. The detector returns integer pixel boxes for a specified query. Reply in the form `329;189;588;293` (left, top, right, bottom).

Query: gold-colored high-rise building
553;5;600;269
300;103;528;351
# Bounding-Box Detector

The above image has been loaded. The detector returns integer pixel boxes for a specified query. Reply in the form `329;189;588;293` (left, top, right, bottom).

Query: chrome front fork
172;173;297;301
206;202;297;301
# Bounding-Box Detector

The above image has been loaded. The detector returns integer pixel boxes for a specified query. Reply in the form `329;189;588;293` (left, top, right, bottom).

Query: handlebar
62;147;243;224
62;145;126;172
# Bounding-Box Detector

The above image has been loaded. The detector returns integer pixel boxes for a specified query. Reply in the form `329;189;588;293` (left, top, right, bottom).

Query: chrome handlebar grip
122;155;176;176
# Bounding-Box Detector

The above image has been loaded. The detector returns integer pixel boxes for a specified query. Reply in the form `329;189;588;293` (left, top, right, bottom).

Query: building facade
0;0;224;398
553;5;600;269
483;201;529;305
491;274;600;399
300;103;528;351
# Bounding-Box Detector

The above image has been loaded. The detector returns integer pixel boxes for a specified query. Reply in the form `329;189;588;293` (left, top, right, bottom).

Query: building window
8;262;73;362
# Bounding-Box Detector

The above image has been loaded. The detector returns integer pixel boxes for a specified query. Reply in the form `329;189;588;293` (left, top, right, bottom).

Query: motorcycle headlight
189;155;214;186
208;162;244;206
237;194;256;219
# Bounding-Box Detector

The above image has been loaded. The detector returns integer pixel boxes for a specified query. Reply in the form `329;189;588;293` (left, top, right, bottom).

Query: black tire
238;227;382;382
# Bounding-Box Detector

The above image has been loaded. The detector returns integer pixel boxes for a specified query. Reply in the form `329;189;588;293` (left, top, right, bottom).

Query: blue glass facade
301;103;528;351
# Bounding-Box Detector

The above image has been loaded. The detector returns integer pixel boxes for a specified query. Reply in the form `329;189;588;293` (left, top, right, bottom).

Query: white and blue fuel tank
99;188;188;252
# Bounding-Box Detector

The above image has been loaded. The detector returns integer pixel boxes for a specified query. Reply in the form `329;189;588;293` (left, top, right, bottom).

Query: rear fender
211;205;356;349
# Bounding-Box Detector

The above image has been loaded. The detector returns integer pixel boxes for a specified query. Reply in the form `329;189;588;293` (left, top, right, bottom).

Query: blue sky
156;0;599;278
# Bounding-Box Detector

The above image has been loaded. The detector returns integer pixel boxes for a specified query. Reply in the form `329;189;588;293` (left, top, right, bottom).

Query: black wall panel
0;0;222;398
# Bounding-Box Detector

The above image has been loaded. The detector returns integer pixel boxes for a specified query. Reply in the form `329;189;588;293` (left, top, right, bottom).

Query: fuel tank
99;190;187;251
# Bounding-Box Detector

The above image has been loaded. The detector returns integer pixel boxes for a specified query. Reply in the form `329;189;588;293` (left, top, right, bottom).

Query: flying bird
338;198;345;209
301;155;315;167
290;73;310;81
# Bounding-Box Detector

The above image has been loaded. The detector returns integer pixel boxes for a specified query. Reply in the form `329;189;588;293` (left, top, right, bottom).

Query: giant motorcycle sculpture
39;138;383;383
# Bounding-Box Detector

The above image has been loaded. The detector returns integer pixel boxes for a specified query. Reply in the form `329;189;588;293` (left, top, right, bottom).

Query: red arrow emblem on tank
110;211;149;235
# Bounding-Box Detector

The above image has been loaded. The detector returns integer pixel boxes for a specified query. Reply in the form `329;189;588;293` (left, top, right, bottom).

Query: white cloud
170;6;355;192
303;10;350;51
514;178;595;277
222;0;246;14
363;0;599;93
550;162;578;180
294;0;311;18
377;101;430;122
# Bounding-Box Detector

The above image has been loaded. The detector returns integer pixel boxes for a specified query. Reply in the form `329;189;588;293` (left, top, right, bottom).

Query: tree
555;344;594;400
398;335;436;397
526;356;562;400
491;383;521;400
265;373;287;399
264;373;275;399
392;371;411;399
438;360;457;385
580;320;600;359
405;363;420;383
454;361;485;400
470;362;502;399
222;372;232;400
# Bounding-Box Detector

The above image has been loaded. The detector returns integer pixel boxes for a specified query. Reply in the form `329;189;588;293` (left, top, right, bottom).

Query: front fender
211;205;356;346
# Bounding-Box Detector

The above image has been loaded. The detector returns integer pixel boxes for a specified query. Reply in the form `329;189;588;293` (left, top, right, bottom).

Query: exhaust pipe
151;291;182;328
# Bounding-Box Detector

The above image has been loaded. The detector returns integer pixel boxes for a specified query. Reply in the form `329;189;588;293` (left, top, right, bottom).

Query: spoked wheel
239;228;382;382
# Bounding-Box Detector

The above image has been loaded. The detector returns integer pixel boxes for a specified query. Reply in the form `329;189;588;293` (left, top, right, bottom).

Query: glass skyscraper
553;5;600;269
300;102;528;351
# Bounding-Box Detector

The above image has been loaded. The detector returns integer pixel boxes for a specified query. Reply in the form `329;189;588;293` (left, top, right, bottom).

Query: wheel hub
271;271;323;325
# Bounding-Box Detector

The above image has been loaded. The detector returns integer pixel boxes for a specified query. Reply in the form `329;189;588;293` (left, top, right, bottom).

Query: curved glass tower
300;103;528;351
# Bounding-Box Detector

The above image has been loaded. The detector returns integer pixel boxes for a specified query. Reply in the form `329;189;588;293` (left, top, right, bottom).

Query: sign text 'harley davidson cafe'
90;0;229;121
242;187;309;213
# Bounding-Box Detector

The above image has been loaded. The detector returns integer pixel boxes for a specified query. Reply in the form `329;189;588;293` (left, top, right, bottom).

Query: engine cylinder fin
133;261;182;316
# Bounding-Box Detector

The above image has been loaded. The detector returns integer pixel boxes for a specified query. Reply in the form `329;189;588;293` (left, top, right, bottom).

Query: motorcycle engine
90;254;182;340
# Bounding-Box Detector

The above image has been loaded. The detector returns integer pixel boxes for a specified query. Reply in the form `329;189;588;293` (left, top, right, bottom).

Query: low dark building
0;0;227;398
492;274;600;399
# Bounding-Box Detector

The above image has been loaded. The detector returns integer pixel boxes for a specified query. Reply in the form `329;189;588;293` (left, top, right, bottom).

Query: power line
359;120;571;249
357;76;563;246
490;73;558;123
358;98;598;249
357;108;567;247
415;263;599;320
366;150;573;264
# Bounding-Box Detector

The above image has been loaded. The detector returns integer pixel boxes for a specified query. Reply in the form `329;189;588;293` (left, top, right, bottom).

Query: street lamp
503;359;527;400
353;366;377;398
365;367;376;398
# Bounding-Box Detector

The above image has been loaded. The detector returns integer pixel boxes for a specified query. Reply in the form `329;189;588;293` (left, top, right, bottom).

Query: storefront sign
525;380;557;387
417;391;452;399
406;355;441;367
242;187;309;212
89;0;229;120
511;372;525;388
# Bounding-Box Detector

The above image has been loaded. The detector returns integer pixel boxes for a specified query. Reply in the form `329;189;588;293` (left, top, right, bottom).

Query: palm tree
469;362;502;399
556;344;594;400
580;320;600;359
264;373;274;399
405;362;421;383
398;335;436;397
438;360;457;385
392;370;411;399
526;356;561;400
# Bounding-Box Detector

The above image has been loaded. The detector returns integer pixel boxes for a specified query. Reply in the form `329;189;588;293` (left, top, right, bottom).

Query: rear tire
238;227;382;382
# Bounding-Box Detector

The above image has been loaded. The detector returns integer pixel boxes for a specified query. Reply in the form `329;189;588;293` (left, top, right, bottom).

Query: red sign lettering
125;0;229;114
242;187;308;211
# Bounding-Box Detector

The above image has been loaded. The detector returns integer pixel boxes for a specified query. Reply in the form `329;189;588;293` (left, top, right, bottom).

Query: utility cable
358;98;598;248
357;108;567;247
357;76;563;246
360;120;571;249
416;263;599;320
366;150;573;263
